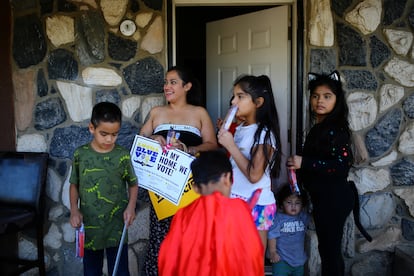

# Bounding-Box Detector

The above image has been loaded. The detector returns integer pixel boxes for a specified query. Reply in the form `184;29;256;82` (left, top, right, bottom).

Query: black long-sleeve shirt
299;123;353;204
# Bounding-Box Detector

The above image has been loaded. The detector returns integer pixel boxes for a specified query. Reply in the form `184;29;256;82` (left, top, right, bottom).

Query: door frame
0;0;16;150
166;0;305;154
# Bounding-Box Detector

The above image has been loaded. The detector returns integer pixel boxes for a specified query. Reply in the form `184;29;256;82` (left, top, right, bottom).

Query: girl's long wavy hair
234;74;282;178
307;71;353;159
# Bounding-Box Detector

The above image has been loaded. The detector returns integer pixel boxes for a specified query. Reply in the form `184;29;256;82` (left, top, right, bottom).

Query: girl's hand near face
217;128;236;150
287;155;302;169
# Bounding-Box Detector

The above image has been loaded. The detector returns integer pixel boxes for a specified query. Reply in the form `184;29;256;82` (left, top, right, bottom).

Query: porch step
265;265;272;275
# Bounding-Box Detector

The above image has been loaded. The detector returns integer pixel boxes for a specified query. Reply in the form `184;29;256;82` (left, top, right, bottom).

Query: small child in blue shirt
268;184;310;276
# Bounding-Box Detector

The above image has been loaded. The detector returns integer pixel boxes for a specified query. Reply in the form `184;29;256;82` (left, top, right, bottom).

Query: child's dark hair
307;71;353;162
233;74;282;178
190;150;233;189
277;184;308;210
91;102;122;128
308;71;350;132
167;65;202;106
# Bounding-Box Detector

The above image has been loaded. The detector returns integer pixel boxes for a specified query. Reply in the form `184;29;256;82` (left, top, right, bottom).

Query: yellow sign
149;174;200;220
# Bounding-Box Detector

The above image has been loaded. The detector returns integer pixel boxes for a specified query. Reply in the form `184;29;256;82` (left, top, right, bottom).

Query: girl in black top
287;71;354;276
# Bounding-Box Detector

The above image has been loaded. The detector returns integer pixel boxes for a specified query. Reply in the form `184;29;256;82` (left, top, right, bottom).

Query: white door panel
207;5;290;183
218;67;237;115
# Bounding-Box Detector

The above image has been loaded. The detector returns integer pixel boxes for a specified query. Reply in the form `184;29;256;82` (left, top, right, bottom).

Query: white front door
206;5;291;183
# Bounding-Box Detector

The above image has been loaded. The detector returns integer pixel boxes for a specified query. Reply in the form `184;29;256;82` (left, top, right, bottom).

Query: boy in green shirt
69;102;138;276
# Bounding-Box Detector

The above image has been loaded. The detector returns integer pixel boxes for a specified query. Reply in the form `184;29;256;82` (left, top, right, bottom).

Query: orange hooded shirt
158;191;264;276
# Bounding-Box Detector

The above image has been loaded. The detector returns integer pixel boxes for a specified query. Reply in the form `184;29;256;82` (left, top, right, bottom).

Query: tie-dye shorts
252;203;276;230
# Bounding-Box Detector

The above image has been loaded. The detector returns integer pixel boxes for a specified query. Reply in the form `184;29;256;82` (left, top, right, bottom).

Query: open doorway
174;5;275;106
169;2;303;272
168;1;304;155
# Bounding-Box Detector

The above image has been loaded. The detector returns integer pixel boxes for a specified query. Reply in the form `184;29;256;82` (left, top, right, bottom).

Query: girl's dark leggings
312;185;354;276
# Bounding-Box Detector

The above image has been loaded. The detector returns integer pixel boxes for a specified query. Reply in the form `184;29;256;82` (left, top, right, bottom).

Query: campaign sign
148;175;199;220
130;135;199;219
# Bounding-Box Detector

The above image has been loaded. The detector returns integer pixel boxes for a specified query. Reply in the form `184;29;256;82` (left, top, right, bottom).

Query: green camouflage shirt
70;144;137;250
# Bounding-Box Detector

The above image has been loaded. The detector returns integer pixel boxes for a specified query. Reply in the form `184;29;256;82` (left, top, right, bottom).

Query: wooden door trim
0;1;16;150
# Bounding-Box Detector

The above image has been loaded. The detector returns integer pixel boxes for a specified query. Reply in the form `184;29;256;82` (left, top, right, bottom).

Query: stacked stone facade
11;0;164;275
7;0;414;275
308;0;414;275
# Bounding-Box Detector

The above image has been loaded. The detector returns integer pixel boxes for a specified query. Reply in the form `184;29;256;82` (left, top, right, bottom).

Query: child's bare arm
220;137;269;183
124;185;138;227
69;184;83;228
268;238;281;263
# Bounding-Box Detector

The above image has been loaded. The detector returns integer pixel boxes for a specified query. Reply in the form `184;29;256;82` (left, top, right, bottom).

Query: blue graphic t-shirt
268;211;310;267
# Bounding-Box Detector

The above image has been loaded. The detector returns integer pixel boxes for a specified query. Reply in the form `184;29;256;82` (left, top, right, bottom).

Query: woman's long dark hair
167;65;202;106
234;74;282;178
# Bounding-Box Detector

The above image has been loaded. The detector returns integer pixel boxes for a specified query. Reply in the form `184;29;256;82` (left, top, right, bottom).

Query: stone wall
8;0;414;275
307;0;414;275
11;0;164;275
